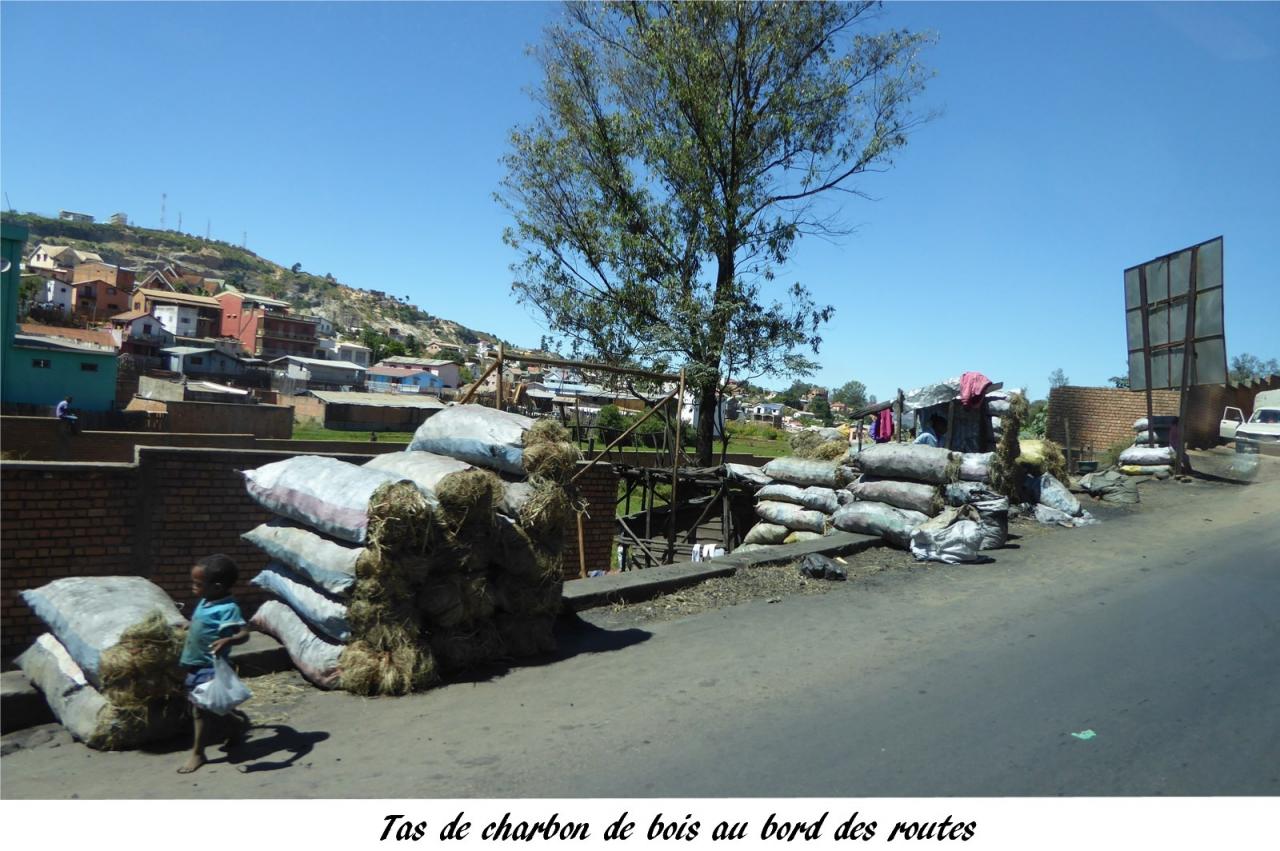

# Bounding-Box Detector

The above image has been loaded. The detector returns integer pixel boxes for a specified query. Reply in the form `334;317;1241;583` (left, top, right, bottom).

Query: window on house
81;362;98;372
143;323;152;334
32;358;51;369
191;356;204;365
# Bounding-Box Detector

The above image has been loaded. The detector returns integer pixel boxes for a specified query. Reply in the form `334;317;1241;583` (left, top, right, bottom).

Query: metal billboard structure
1123;236;1227;452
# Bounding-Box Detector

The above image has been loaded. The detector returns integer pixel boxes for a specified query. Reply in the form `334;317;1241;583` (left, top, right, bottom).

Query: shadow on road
441;613;652;686
222;723;330;773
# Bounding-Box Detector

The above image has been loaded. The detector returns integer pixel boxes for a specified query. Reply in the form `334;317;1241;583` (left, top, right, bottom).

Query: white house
26;244;103;274
37;279;75;313
152;303;202;337
161;346;250;377
336;340;371;367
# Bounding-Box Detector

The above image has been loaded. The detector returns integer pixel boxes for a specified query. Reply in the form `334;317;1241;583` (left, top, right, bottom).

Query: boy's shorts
185;667;215;691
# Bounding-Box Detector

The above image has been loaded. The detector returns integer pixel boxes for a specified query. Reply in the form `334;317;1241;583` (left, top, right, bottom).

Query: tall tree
501;1;934;463
832;379;870;409
1048;368;1070;389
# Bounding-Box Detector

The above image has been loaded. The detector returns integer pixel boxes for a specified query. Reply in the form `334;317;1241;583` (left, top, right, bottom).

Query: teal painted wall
2;220;119;411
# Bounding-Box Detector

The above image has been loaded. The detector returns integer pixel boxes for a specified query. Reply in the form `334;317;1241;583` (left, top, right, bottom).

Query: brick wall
561;462;620;579
1047;379;1280;454
2;450;619;657
166;401;293;439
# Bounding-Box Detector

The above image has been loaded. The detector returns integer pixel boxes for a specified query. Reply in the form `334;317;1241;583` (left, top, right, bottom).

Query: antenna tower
160;193;167;229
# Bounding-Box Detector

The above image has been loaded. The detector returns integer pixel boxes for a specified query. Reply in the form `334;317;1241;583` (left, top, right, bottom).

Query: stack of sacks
739;457;853;550
241;406;580;696
243;455;437;696
17;577;188;749
1117;444;1176;478
838;444;1009;556
788;428;848;461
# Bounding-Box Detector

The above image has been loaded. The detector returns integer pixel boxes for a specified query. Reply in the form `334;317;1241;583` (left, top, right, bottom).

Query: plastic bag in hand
190;655;252;716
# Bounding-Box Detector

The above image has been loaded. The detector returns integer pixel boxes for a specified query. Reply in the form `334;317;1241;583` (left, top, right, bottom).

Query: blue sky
2;1;1276;401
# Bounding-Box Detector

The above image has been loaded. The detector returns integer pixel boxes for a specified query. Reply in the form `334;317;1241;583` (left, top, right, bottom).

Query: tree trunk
696;377;718;466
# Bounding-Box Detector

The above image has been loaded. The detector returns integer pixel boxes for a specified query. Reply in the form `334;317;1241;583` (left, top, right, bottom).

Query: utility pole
206;219;211;240
161;193;167;229
177;211;182;233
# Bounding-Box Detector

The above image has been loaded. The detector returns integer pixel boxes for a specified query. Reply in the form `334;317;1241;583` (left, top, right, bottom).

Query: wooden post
1138;265;1155;436
576;512;586;578
1064;417;1073;476
495;344;504;410
667;369;685;563
896;390;905;442
945;399;957;450
1175;247;1199;474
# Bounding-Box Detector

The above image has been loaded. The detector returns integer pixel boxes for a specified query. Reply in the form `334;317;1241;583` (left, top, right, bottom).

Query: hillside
6;212;506;349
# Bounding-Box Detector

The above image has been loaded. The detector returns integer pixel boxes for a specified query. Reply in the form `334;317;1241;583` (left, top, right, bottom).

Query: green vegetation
500;2;934;464
291;419;414;443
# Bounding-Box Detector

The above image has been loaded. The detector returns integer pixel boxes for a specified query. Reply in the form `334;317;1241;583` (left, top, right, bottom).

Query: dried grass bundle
98;611;185;708
339;625;436;696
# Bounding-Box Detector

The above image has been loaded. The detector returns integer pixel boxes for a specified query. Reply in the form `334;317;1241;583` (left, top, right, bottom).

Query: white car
1222;390;1280;453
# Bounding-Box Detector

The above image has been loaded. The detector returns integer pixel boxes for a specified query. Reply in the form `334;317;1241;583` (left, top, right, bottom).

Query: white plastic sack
243;456;407;544
19;576;186;688
959;452;993;482
742;523;789;545
831;501;928;548
408;404;534;475
251;563;351;642
189;655;252;716
1121;464;1173;478
250;600;343;689
944;481;999;506
242;522;360;596
17;634;185;750
910;518;984;564
761;457;847;488
364;450;473;505
757;483;839;514
755;500;827;534
847;479;940;516
724;463;771;487
973;498;1009;550
1037;473;1082;517
854;444;959;484
1034;505;1100;527
1118;445;1176;467
784;531;824;544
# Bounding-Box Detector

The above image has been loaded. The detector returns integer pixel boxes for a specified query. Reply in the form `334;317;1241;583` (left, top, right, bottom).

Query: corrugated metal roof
270;355;367;370
308;391;446;409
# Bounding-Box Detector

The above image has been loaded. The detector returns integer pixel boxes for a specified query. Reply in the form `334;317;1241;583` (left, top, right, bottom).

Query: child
178;553;251;774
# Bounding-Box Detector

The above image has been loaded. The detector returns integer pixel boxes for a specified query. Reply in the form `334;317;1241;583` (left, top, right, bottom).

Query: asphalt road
2;473;1277;798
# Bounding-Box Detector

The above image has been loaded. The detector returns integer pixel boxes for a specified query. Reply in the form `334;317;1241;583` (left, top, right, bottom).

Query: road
2;471;1277;798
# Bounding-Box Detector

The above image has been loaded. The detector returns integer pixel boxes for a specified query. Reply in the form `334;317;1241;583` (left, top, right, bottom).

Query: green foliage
1022;400;1048;439
1108;373;1130;389
596;403;627;433
1229;353;1280;383
499;1;934;462
808;395;834;427
831;379;870;410
1048;368;1070;389
779;380;813;409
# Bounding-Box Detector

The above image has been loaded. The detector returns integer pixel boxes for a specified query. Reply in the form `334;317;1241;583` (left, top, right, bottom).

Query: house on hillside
26;244;103;279
749;402;784;427
366;364;445;394
161;346;252;379
378;356;461;388
59;210;94;223
34;279;75;314
216;291;319;359
110;309;175;365
270;355;366;390
132;288;223;338
5;319;120;412
336;340;371;367
72;278;132;321
72;261;135;290
306;390;444;432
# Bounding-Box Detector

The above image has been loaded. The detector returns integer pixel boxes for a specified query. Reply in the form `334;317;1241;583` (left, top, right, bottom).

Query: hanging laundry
960;372;994;409
875;408;895;443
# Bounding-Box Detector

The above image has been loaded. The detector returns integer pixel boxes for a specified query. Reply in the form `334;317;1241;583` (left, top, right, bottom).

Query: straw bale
366;481;436;554
523;441;581;482
98;612;186;709
338;625;437;696
434;469;502;541
428;622;505;673
526;418;570;446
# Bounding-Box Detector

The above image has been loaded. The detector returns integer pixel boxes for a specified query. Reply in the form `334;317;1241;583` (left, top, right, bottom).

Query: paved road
3;474;1277;798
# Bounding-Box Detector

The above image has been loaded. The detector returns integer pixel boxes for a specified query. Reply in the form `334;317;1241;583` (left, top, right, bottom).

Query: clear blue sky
3;1;1276;401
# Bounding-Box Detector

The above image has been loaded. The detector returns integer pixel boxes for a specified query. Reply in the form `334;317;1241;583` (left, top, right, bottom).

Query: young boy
178;553;251;774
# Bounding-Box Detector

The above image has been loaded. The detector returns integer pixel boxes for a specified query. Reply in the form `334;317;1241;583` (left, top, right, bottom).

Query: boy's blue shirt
180;596;246;668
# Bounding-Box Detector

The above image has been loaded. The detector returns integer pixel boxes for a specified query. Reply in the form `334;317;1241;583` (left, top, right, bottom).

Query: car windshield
1249;408;1280;424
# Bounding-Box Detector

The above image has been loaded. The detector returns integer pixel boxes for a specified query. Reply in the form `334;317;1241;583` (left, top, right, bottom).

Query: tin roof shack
849;375;1005;454
271;355;366;391
308;390;445;432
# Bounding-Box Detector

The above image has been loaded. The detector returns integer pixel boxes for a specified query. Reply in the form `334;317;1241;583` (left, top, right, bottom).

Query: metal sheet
1124;267;1142;309
1126;308;1145;351
1169;249;1191;297
1194;338;1227;385
1129;351;1148;391
1146;258;1169;303
1194;288;1224;338
1196;237;1223;289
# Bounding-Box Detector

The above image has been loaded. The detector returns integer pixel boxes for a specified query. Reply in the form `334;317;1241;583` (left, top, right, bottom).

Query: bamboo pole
495;344;504;410
569;384;681;483
459;357;501;405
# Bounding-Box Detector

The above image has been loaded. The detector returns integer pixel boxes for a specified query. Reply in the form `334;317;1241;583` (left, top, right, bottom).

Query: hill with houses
7;211;505;354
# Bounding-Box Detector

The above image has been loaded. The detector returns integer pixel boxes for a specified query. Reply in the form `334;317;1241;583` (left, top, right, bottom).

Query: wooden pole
576;512;586;578
1176;247;1199;473
570;385;681;483
668;369;685;563
459;357;501;405
896;389;904;442
945;399;957;450
495;344;504;410
1138;265;1155;435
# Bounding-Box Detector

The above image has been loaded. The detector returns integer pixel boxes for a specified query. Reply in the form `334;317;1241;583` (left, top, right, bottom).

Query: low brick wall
1047;379;1280;453
166;400;293;439
1;450;618;658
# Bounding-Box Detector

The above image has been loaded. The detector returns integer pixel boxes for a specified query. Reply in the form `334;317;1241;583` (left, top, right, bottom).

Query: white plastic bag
189;656;252;716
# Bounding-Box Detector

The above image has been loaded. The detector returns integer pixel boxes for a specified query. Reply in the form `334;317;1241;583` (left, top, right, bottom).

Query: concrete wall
1;451;619;657
166;400;293;438
1046;380;1280;453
